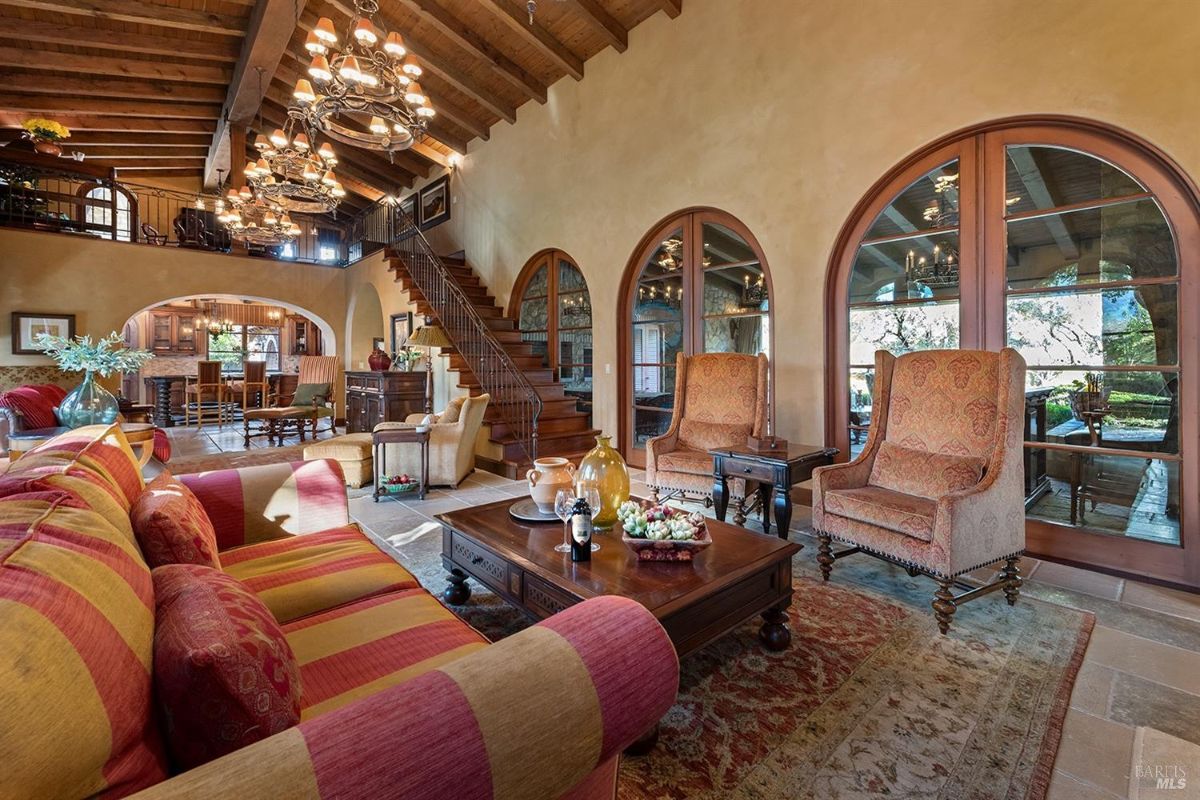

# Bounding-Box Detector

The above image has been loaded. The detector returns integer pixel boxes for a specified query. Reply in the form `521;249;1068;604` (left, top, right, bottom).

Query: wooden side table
709;443;839;538
373;426;429;502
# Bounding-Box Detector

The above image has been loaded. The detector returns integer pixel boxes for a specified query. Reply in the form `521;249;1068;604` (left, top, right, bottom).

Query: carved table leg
443;568;471;605
759;603;791;651
933;577;957;635
817;532;834;581
758;482;773;535
712;469;729;522
733;496;747;527
243;416;251;448
624;722;660;756
1002;556;1023;606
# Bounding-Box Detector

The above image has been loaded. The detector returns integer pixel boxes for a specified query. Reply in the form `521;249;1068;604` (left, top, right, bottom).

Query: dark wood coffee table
436;498;802;656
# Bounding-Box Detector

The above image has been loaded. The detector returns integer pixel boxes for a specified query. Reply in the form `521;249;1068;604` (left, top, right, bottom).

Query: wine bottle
570;497;593;562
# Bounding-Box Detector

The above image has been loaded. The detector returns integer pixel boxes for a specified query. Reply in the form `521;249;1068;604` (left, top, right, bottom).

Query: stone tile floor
169;426;1200;799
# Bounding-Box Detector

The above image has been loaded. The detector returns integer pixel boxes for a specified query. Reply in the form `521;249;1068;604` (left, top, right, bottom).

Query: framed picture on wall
11;312;75;354
391;312;413;353
419;175;450;231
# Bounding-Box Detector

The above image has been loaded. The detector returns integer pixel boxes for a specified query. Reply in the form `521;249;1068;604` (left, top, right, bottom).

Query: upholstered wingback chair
646;352;768;504
812;348;1026;634
376;393;490;487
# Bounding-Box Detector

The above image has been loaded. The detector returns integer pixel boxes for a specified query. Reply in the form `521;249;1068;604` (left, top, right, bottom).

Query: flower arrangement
395;346;423;371
617;500;711;561
35;331;153;377
22;118;70;142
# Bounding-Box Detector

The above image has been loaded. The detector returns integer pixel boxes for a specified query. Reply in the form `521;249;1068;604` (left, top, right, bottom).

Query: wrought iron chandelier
216;189;301;246
291;0;435;154
247;115;346;214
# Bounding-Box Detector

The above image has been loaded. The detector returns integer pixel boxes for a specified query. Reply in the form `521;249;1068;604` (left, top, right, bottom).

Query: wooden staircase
388;252;601;478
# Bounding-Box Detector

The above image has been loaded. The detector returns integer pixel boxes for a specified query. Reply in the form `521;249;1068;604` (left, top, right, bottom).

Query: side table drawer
450;533;508;595
724;459;776;483
523;574;579;618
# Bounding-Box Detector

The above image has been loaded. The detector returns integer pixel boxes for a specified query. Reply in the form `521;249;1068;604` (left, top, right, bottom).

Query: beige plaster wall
348;0;1200;450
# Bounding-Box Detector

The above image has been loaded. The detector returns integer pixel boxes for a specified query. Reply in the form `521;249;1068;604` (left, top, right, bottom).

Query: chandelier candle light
293;0;436;154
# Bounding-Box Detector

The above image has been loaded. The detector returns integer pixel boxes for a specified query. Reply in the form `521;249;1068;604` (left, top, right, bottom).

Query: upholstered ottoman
304;433;373;488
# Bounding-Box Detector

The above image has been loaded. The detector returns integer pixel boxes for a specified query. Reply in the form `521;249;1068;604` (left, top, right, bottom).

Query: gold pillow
439;395;468;424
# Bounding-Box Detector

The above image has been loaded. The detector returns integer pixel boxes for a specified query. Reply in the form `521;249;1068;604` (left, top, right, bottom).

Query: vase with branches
35;332;154;428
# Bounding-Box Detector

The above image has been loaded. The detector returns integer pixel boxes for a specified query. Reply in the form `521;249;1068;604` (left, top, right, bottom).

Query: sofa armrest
129;596;679;800
179;459;350;551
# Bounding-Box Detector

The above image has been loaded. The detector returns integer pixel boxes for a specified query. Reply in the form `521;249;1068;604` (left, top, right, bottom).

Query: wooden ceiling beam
0;94;222;119
0;46;231;84
567;0;627;52
301;3;516;125
3;77;226;104
0;0;247;35
112;168;202;178
480;0;584;80
0;113;215;133
0;130;212;146
109;159;206;169
410;139;451;169
206;0;306;187
389;0;546;104
652;0;682;18
0;19;241;61
69;147;209;158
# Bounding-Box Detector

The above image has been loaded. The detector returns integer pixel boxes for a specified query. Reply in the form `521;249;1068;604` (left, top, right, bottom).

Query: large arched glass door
512;250;593;421
826;119;1200;587
621;209;773;467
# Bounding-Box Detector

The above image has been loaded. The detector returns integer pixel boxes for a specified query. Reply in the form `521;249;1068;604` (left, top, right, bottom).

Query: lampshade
313;16;338;43
407;325;452;348
384;31;406;56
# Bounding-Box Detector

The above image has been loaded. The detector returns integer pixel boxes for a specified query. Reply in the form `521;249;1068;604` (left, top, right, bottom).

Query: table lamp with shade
406;323;453;414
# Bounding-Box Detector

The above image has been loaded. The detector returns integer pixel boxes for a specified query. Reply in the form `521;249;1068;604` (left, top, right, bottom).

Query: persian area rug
165;444;309;474
374;528;1093;800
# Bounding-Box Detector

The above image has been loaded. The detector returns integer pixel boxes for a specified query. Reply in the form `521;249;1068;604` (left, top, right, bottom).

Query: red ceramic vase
368;347;391;371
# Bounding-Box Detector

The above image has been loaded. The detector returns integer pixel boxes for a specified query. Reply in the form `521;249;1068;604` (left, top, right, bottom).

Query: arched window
79;184;134;241
619;208;773;466
511;250;593;421
826;118;1200;587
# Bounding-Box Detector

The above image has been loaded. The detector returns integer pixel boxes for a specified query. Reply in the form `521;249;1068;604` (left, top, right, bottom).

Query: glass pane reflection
849;301;959;364
1004;146;1145;216
863;159;960;240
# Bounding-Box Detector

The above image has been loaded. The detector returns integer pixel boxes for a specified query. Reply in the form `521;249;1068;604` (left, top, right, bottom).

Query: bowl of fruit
381;474;419;493
617;500;710;562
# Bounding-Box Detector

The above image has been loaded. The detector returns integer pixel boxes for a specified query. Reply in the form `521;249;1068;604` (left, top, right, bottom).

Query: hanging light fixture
290;0;436;155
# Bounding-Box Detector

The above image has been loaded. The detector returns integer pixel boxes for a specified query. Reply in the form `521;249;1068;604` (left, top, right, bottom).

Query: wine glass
553;487;575;553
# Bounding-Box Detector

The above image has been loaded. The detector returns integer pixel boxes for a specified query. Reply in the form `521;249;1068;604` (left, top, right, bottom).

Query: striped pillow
10;423;146;511
0;491;166;798
153;564;302;770
131;473;220;569
0;385;57;429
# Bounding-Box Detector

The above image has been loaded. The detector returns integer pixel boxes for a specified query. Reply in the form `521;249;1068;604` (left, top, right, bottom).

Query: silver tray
508;498;561;523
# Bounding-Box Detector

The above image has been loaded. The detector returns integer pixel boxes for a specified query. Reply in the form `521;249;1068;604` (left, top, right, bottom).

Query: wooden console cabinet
345;371;426;433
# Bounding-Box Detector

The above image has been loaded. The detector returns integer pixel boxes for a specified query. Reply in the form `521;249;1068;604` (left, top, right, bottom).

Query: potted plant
20;118;71;157
35;332;154;428
395;346;423;372
1067;372;1108;419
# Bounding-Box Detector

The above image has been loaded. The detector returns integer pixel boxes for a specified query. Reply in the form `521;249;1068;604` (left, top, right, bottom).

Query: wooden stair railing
383;207;544;464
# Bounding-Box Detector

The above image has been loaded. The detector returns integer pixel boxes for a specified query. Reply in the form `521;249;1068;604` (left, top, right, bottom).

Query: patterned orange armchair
812;348;1027;634
646;352;768;507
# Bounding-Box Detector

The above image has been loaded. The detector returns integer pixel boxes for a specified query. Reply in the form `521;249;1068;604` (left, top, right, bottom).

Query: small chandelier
197;303;233;336
216;190;301;246
248;115;345;214
292;1;436;154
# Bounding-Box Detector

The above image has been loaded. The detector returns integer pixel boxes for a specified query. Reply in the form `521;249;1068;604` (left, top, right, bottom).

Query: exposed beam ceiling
67;147;209;159
0;19;241;61
0;0;246;35
0;46;231;83
2;76;226;103
0;94;222;119
205;0;306;188
0;113;215;133
481;0;585;80
569;0;627;52
653;0;682;18
0;130;213;146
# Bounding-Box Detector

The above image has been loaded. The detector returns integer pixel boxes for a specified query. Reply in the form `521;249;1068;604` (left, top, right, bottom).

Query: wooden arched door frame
822;115;1200;588
617;207;776;468
75;181;138;241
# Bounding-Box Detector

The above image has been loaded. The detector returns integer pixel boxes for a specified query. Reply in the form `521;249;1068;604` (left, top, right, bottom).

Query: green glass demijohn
56;370;120;428
576;434;630;530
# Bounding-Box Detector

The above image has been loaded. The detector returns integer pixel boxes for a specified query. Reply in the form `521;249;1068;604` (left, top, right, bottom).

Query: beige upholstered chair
812;348;1027;634
375;393;490;487
646;352;768;506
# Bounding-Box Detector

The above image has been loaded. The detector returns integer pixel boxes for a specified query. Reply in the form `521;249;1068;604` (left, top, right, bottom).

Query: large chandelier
247;114;345;214
291;1;436;154
216;190;301;246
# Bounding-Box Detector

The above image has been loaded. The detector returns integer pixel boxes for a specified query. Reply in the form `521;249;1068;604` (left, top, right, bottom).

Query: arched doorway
618;208;774;467
346;283;385;371
509;249;594;422
824;116;1200;587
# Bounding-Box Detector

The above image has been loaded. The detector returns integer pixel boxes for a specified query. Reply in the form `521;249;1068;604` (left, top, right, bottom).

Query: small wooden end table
709;443;839;538
373;426;429;502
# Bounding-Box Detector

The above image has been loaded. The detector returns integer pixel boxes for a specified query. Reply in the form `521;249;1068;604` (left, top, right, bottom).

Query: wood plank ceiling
0;0;682;207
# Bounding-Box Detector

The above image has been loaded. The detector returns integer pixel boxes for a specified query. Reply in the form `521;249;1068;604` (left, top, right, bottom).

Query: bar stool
227;360;271;419
185;360;227;428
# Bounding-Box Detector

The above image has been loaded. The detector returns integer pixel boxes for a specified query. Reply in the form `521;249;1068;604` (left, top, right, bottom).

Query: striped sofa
0;424;680;800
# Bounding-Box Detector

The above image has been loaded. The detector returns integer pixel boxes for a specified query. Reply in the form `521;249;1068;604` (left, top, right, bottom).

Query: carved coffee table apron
437;498;802;656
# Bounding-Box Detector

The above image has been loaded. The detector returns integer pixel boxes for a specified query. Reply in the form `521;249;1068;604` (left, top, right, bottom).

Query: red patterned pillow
132;473;220;568
0;386;57;429
869;441;985;500
152;564;302;770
